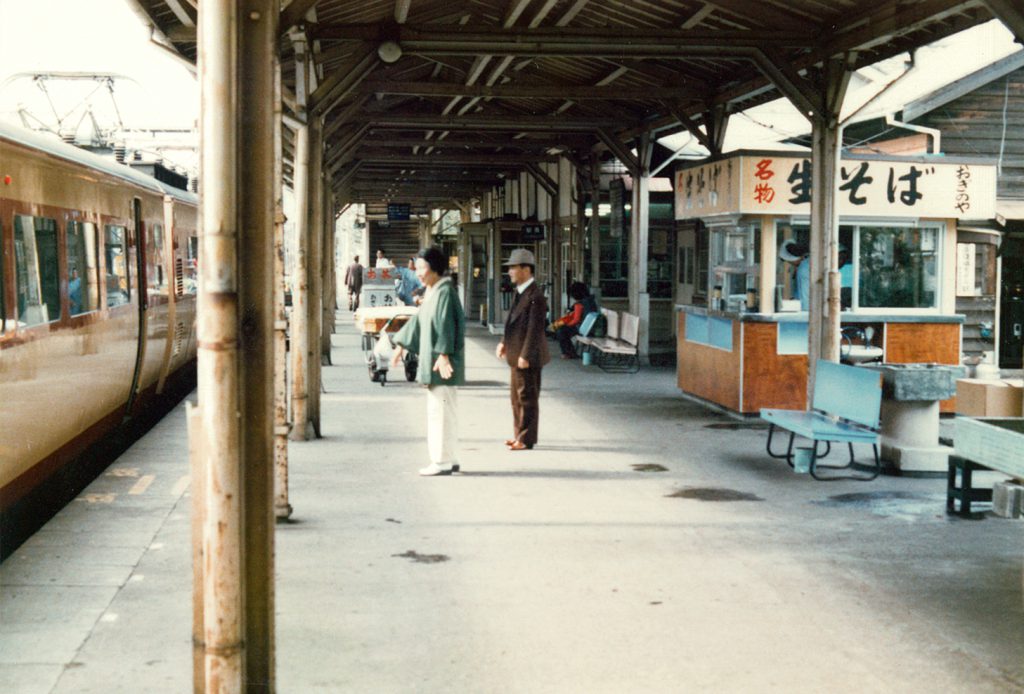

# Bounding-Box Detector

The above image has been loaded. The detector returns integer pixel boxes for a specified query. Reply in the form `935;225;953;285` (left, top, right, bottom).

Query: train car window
14;215;60;326
149;222;168;298
67;221;100;315
185;234;198;294
105;224;130;307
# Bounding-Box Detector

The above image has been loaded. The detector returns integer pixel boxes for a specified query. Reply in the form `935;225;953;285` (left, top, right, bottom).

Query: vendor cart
355;305;418;385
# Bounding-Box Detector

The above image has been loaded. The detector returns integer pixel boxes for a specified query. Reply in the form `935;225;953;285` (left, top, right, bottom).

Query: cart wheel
404;354;417;381
379;370;387;387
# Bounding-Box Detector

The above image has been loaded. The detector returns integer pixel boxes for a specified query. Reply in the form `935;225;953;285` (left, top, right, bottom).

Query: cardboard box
956;378;1024;417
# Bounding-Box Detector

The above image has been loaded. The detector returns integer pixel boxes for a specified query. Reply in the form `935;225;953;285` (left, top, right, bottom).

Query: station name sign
521;223;545;241
674;154;996;220
387;203;411;221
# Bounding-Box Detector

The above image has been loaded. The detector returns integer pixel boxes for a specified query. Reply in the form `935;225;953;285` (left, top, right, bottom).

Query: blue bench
760;360;882;481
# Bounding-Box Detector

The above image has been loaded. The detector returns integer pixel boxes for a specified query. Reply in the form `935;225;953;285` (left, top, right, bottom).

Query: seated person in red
551;281;598;359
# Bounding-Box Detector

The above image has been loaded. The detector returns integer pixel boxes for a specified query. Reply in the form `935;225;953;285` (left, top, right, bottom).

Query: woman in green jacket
391;247;466;476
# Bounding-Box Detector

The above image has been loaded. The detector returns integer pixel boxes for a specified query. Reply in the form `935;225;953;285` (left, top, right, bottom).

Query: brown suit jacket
502;280;550;369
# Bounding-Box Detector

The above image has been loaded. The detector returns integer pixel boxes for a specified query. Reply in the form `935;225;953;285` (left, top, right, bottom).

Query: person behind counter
390;247;466;477
549;281;598;359
779;239;810;311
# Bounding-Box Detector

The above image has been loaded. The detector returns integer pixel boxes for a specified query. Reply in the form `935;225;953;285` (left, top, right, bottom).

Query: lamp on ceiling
378;41;403;63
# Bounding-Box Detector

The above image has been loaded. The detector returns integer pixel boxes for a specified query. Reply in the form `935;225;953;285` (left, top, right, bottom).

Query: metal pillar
628;132;653;363
307;121;324;437
194;0;276;691
289;121;313;441
272;57;292;521
321;193;336;367
807;58;851;401
589;158;601;293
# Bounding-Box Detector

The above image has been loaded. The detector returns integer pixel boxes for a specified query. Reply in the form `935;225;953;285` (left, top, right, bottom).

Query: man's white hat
504;248;536;266
779;239;803;262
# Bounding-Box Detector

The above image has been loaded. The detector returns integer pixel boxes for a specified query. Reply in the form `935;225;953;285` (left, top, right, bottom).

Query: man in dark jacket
496;248;550;450
344;255;363;310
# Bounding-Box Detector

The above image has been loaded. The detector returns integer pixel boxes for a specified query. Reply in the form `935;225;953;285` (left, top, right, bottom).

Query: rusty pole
196;1;277;691
196;0;243;690
289;120;312;441
273;57;293;521
307;121;324;437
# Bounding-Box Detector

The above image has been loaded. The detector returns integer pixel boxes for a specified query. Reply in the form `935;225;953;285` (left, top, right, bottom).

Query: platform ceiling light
378;41;403;63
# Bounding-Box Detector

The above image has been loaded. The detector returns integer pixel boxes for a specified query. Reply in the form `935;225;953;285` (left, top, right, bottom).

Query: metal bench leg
810;442;880;481
766;424;797;466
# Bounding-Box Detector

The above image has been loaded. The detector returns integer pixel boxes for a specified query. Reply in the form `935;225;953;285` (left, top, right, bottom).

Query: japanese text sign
675;154;996;220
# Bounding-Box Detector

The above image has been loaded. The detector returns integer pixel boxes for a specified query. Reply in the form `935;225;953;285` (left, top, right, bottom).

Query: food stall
674;151;997;414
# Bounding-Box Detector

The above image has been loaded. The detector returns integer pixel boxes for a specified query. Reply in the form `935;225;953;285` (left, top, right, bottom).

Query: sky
0;0;198;170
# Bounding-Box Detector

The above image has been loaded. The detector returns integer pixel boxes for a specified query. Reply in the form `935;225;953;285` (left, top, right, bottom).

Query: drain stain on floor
703;422;768;430
633;464;668;472
815;491;947;520
666;487;763;502
392;550;450;564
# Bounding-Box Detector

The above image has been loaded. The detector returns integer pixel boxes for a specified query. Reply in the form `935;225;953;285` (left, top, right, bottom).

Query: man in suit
344;255;364;310
496;248;550;450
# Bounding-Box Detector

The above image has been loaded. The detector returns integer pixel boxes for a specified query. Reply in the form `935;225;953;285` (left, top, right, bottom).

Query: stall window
184;234;198;294
775;223;938;311
105;224;131;307
14;215;60;325
858;226;939;309
67;221;100;315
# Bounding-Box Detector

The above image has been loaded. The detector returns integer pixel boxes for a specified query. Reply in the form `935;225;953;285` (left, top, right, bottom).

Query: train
0;121;198;557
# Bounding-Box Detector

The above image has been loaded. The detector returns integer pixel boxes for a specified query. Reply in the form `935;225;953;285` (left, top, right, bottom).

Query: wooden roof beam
309;43;379;116
596;128;640;176
358;80;693;100
281;0;319;35
983;0;1024;42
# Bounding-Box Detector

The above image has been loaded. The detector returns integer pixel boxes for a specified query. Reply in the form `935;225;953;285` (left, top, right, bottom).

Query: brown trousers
510;367;542;447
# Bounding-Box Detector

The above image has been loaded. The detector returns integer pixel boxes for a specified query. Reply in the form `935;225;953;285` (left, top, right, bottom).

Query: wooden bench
760;360;882;481
576;308;640;373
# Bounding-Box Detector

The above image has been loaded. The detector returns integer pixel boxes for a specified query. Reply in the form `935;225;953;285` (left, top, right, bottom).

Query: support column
194;0;276;691
321;192;336;367
272;56;292;521
289;121;313;441
307;121;324;437
629;132;653;363
806;58;851;401
589;159;601;295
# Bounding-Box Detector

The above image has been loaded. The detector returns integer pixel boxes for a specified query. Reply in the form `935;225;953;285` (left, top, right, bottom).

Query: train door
125;197;148;415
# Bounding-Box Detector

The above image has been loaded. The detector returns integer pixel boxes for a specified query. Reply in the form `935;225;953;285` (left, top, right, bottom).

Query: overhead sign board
522;223;545;241
387;203;411;221
675;153;997;220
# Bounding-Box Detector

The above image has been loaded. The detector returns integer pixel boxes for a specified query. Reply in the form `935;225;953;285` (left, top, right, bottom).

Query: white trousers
426;385;459;466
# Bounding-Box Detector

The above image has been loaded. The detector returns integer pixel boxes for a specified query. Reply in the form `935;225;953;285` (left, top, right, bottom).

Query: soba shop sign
674;153;996;220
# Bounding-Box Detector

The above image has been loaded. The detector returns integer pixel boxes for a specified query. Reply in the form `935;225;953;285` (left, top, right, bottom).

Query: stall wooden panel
885;322;961;413
677;314;741;411
741;322;808;413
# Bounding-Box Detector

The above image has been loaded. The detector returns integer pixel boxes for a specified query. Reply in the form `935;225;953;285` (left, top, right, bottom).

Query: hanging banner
675;153;997;220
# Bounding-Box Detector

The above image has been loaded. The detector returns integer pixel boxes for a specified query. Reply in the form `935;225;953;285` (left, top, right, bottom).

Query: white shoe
419;463;456;476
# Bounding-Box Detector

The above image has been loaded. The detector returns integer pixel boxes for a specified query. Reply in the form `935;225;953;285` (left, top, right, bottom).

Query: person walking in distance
496;249;550;451
391;247;466;476
344;255;364;311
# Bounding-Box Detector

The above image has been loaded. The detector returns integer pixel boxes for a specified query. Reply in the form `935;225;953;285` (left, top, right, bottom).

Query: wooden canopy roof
130;0;1024;214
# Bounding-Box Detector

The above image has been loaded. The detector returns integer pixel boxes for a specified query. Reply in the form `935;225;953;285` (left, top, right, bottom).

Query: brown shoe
508;441;533;451
504;439;517;447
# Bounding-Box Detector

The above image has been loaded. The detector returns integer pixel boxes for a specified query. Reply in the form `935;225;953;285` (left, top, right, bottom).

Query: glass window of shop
775;223;940;311
67;220;100;315
708;221;760;310
14;215;60;325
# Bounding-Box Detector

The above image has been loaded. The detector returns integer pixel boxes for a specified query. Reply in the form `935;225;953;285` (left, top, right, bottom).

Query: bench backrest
619;312;640;347
812;359;882;429
578;311;599;337
602;308;619;340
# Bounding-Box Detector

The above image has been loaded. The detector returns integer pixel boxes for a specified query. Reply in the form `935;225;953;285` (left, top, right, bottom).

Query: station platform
3;315;1024;692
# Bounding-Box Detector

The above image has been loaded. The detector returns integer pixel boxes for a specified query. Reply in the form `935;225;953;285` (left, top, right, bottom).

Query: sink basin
861;362;966;400
843;345;884;364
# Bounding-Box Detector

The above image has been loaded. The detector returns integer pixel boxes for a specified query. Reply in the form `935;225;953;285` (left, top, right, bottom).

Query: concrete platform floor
2;315;1024;693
